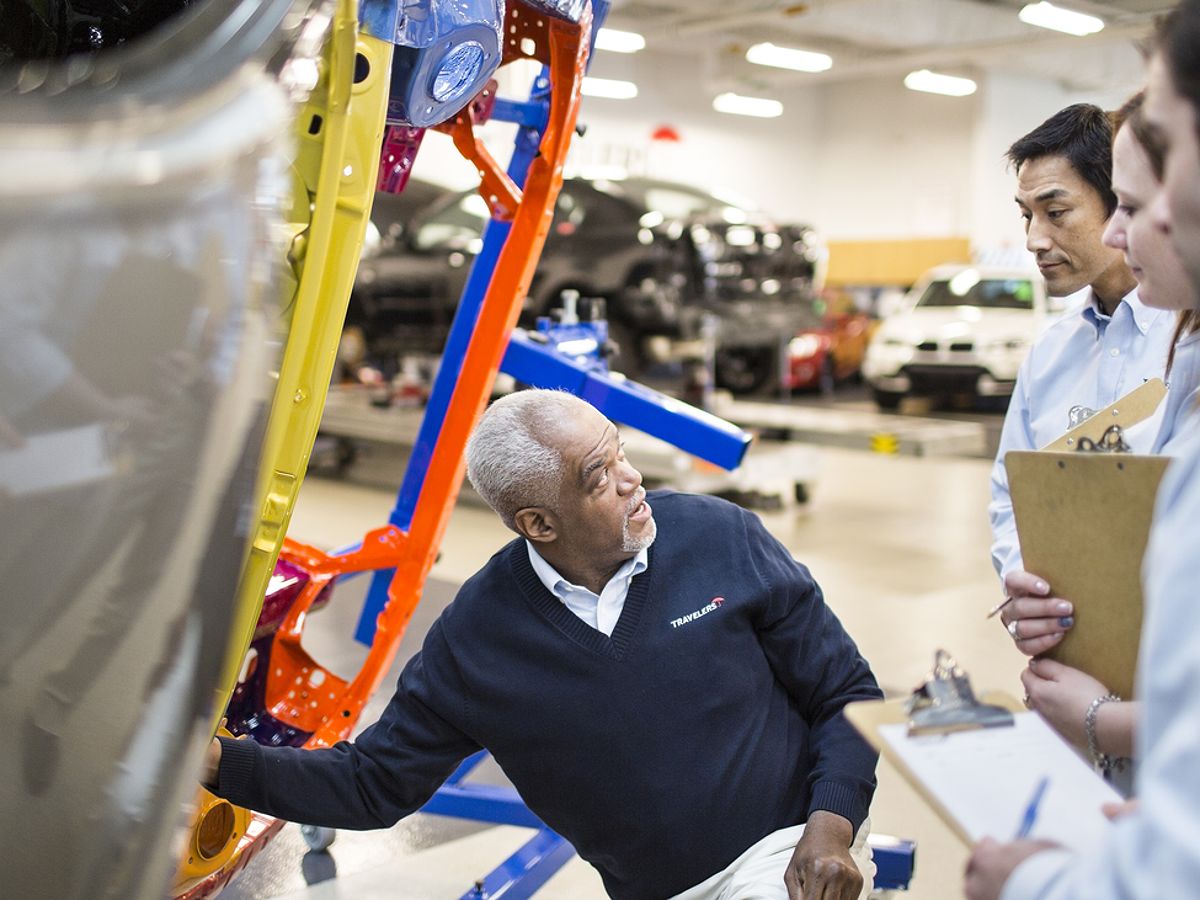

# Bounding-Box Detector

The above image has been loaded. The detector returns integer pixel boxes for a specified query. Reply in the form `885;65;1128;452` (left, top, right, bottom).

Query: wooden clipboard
846;693;1121;851
1041;378;1166;451
1006;450;1169;700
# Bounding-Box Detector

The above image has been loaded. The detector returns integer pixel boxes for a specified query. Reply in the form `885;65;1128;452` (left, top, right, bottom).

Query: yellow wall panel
826;237;971;287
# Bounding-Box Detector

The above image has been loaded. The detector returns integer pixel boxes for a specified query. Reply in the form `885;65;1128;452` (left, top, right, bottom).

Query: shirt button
1109;348;1120;357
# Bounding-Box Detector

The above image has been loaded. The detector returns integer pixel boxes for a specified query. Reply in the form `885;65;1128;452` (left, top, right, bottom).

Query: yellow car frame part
174;0;392;891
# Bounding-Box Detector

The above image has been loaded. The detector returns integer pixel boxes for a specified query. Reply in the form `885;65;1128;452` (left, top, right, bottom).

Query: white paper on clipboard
879;712;1122;853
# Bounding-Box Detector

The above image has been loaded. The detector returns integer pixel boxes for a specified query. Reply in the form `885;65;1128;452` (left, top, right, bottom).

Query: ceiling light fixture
1018;2;1104;36
594;27;646;53
712;92;784;118
581;77;639;99
903;69;977;97
745;42;832;73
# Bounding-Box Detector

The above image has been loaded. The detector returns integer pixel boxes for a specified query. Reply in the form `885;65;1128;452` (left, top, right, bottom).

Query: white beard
622;514;656;553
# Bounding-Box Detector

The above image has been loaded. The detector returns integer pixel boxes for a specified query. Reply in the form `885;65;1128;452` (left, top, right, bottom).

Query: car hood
878;307;1038;344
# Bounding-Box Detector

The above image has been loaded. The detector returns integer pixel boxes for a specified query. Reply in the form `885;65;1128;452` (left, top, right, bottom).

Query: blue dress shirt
525;542;649;636
989;288;1175;580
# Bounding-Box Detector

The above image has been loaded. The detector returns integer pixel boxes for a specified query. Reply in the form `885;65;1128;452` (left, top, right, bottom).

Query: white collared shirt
525;542;648;637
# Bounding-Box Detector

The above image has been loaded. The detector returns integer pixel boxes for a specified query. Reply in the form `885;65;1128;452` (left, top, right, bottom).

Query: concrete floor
221;443;1027;900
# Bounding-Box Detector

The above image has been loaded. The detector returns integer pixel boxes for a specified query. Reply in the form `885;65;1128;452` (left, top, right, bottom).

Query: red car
783;309;874;393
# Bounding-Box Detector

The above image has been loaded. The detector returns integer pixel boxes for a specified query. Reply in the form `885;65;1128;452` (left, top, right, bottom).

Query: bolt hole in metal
353;51;370;83
197;801;237;860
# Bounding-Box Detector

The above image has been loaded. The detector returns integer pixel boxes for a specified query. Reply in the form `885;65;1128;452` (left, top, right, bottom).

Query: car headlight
789;334;823;358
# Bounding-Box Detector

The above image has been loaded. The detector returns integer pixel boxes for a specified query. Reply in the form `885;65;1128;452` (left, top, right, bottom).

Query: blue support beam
457;828;576;900
490;97;549;131
422;784;546;829
501;330;751;471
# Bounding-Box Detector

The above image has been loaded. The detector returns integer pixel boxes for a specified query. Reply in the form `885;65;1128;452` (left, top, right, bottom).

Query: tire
872;387;903;411
300;824;337;852
715;346;775;395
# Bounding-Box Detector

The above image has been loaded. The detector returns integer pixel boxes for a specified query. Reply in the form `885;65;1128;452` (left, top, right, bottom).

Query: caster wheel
301;824;336;852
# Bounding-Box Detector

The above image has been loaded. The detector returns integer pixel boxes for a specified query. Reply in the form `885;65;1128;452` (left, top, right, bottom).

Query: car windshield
915;274;1035;310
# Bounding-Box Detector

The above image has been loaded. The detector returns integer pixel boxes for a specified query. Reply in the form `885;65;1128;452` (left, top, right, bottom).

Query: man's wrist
806;809;855;846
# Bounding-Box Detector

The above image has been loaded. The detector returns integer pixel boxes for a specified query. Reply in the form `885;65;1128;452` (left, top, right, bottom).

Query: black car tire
872;387;904;412
715;346;775;395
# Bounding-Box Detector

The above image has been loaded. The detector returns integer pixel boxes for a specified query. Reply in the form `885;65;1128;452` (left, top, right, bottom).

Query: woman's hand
999;570;1074;657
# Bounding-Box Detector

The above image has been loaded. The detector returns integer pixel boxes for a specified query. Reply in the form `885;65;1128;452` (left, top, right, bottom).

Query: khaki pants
670;818;875;900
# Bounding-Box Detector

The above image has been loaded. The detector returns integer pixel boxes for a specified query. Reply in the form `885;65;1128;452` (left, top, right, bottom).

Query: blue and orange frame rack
192;0;914;893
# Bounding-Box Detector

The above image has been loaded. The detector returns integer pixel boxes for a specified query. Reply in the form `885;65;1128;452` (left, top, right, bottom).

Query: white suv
863;265;1064;410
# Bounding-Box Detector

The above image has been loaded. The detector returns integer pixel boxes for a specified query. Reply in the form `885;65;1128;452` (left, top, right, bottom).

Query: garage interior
0;1;1173;899
227;2;1159;896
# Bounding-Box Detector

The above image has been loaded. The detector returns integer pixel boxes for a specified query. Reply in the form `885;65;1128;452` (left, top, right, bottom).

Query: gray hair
466;389;587;531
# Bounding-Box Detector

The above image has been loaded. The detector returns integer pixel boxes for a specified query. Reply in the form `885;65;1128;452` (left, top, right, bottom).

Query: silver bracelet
1085;693;1123;773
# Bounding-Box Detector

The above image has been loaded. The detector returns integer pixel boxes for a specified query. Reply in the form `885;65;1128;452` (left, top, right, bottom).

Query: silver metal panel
0;3;329;896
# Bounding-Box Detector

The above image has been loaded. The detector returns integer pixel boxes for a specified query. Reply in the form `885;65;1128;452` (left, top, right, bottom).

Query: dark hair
1007;103;1117;217
1157;1;1200;142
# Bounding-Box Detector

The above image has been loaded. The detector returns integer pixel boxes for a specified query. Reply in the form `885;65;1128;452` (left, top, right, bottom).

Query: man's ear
513;507;558;544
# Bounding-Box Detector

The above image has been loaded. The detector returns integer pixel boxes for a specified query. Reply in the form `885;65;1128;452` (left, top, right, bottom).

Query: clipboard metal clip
1074;424;1131;454
904;650;1014;735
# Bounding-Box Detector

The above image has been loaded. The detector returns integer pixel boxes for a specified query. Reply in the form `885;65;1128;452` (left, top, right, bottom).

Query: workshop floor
220;445;1024;900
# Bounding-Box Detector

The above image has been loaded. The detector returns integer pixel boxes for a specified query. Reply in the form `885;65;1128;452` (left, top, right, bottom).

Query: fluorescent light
903;69;977;97
712;92;783;118
1018;2;1104;36
581;77;638;100
595;27;645;53
746;42;832;73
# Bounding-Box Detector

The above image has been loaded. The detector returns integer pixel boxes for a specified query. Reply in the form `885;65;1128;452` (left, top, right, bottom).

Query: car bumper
867;365;1015;397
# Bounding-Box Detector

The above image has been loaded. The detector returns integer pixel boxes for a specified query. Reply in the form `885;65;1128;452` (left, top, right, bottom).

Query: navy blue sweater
216;491;882;898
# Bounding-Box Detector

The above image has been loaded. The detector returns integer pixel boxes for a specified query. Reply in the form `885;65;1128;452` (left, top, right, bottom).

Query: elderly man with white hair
205;389;883;900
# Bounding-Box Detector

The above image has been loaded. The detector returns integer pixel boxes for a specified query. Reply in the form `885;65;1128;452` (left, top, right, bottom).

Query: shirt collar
1080;285;1159;335
525;541;648;598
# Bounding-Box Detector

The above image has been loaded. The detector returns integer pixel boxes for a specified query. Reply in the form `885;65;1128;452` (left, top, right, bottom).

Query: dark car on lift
347;176;820;391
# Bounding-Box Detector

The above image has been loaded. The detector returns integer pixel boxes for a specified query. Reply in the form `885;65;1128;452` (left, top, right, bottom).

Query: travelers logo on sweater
669;597;724;629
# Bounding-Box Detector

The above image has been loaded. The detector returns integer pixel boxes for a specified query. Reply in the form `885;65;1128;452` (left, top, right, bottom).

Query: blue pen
1015;776;1050;839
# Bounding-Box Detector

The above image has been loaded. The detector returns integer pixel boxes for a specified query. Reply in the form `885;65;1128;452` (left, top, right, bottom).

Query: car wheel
300;824;336;852
872;387;903;412
715;346;775;395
